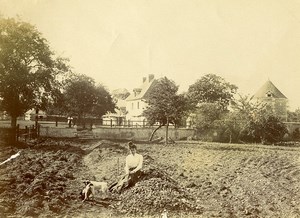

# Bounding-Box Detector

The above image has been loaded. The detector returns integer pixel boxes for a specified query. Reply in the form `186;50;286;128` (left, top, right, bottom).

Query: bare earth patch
0;139;300;217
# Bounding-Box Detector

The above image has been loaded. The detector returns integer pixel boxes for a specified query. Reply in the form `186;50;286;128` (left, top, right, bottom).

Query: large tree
143;77;187;143
0;18;68;128
231;94;288;144
63;73;115;128
187;74;238;110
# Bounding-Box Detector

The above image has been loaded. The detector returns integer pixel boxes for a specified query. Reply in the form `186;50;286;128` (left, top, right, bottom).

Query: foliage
230;94;287;144
287;108;300;122
0;18;69;127
143;77;187;143
143;77;187;127
111;89;130;100
214;111;245;143
187;74;238;111
61;73;115;126
291;128;300;141
193;102;225;132
194;94;288;144
240;114;288;144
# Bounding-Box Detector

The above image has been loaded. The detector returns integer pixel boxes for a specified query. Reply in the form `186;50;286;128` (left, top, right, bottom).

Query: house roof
126;76;157;101
252;80;287;99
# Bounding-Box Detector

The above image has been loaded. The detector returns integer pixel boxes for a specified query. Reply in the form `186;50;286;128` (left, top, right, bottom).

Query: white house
125;74;157;126
102;98;127;126
24;109;47;121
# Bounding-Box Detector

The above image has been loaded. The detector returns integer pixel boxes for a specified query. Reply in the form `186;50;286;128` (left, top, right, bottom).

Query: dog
80;180;108;202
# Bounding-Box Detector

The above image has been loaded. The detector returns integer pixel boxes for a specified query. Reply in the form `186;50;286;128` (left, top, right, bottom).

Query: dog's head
80;180;94;200
83;180;92;186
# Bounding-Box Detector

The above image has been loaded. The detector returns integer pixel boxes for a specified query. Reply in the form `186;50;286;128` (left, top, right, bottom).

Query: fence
16;124;40;142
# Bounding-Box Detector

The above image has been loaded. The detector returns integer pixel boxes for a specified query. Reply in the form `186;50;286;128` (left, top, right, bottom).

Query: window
137;102;140;109
266;91;273;97
132;102;134;109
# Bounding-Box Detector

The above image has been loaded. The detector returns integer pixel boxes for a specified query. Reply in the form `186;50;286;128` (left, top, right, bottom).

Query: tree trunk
11;115;17;128
35;108;39;129
149;124;163;141
165;117;169;145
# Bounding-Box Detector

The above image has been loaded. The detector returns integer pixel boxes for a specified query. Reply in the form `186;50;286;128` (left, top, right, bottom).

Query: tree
240;113;288;144
187;74;238;110
143;77;187;144
0;18;68;128
232;95;288;144
111;88;130;100
287;108;300;122
193;102;224;131
63;73;115;128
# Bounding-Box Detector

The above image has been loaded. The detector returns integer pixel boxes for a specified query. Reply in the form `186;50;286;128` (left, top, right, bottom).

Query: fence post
16;124;19;142
117;158;119;177
37;124;40;137
29;126;32;140
25;126;28;142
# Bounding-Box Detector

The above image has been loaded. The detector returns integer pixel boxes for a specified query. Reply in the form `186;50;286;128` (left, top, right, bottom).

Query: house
102;88;129;126
24;109;47;121
125;74;157;126
102;98;127;126
251;80;288;121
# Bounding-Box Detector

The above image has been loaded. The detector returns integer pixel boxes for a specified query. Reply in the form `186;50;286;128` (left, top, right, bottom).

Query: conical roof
252;80;287;99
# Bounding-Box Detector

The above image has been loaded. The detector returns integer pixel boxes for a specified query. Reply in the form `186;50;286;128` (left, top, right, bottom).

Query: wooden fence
16;124;40;142
0;125;40;144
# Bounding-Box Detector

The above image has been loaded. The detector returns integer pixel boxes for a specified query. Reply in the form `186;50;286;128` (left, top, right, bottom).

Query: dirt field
0;138;300;218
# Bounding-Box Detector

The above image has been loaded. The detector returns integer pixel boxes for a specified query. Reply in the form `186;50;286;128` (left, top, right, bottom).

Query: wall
40;127;77;138
40;126;195;141
92;127;194;140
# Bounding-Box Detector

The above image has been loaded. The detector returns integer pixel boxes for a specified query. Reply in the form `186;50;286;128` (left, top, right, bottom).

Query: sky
1;0;300;110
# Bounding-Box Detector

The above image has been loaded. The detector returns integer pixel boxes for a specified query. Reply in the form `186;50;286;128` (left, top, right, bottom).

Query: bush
291;128;300;141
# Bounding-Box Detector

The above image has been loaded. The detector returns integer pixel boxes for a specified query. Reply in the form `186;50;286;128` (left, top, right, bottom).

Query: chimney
143;77;146;83
148;74;154;82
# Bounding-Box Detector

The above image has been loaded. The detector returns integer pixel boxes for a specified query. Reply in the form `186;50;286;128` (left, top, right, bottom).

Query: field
0;138;300;218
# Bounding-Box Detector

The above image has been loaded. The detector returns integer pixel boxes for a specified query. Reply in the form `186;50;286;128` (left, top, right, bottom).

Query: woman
109;141;143;192
124;141;143;187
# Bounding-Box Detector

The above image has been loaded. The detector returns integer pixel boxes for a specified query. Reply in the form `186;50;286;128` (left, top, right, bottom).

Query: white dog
80;180;108;202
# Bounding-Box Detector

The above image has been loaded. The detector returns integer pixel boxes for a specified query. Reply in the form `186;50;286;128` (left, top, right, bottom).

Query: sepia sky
1;0;300;110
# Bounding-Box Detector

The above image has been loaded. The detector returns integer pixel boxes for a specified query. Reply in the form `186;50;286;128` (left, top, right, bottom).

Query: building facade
125;74;157;126
251;80;288;121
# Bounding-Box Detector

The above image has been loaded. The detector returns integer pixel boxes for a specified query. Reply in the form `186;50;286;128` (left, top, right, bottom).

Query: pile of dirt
112;167;203;216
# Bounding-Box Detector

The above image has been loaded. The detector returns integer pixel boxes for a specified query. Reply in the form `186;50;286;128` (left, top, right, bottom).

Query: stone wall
39;127;77;138
92;127;194;141
39;126;195;141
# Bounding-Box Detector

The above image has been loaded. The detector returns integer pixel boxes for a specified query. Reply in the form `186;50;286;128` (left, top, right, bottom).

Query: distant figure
67;116;73;128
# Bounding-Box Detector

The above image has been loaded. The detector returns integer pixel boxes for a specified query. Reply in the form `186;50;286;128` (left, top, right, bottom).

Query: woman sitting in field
109;141;143;192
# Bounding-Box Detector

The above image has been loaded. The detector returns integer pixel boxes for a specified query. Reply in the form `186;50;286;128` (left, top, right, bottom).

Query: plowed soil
1;138;300;218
